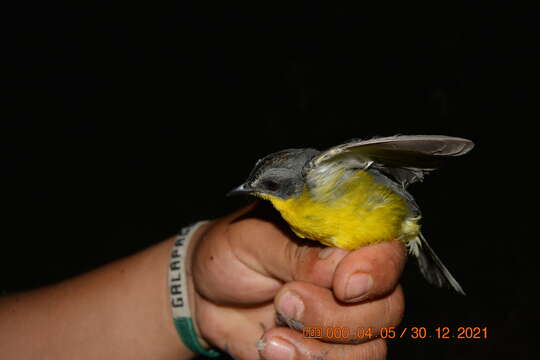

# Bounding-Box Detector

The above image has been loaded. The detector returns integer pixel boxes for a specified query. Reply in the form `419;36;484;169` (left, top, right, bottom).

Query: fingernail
278;290;304;320
318;247;335;259
258;337;295;360
345;271;373;302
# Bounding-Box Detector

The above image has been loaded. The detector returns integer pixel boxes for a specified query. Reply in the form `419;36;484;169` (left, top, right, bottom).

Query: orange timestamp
303;326;488;340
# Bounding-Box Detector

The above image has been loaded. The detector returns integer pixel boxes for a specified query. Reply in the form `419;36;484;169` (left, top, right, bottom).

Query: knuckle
287;241;302;276
370;339;388;360
354;339;387;360
385;241;406;275
290;243;317;281
383;286;405;327
332;339;387;360
373;242;406;292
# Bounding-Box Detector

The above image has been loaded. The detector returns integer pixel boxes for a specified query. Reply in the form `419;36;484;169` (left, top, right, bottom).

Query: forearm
0;236;194;360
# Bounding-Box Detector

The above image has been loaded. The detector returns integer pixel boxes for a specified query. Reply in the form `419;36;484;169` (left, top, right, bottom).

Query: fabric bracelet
169;221;221;358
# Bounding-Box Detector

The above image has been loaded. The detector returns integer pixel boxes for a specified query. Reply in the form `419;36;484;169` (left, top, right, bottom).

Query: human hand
191;202;406;360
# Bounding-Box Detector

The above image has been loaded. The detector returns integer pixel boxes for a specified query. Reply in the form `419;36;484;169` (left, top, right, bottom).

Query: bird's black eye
263;179;279;192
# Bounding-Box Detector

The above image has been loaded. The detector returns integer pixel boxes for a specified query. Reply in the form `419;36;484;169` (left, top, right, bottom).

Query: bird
228;135;474;294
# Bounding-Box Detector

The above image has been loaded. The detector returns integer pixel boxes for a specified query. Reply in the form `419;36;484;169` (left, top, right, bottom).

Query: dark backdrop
1;2;535;359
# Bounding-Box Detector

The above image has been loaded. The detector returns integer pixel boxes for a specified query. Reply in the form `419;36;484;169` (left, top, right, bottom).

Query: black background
1;2;536;359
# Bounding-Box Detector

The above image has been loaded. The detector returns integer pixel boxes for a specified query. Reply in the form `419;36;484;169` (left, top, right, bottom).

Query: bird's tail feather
408;232;465;295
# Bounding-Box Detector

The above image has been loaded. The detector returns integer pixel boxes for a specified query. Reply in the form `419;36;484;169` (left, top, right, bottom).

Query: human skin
0;202;406;360
192;202;406;359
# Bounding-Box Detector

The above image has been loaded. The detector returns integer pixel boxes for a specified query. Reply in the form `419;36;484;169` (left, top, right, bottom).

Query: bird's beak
227;183;253;197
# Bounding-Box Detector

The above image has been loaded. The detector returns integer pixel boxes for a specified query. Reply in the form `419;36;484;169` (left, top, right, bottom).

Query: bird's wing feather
305;135;474;187
409;233;466;295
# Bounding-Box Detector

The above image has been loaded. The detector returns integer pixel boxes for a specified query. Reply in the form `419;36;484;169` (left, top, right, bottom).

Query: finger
194;202;350;303
274;281;405;343
226;212;351;286
195;294;277;360
333;240;407;302
192;215;284;304
258;327;387;360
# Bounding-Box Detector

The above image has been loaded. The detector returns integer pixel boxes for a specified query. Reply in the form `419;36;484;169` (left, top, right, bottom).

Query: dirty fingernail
259;337;295;360
345;272;373;301
278;290;304;320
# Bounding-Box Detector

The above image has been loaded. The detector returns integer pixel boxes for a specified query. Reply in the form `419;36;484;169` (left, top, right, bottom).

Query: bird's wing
304;135;474;187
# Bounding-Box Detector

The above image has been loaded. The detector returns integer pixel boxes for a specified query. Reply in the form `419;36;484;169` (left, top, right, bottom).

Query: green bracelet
169;222;221;358
173;317;220;358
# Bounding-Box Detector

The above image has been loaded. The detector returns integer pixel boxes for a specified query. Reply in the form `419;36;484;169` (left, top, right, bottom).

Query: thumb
192;202;349;304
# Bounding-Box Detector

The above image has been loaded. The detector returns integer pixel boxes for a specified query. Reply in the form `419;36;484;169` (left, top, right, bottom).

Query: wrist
168;221;221;358
185;221;213;348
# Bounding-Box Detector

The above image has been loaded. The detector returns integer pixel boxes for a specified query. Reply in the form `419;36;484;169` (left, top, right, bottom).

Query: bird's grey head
228;148;320;199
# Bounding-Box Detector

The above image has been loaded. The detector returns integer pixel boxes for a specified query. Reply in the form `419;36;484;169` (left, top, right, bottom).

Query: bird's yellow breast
260;170;419;250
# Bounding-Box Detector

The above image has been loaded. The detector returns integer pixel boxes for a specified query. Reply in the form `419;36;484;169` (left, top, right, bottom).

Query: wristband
169;221;221;358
